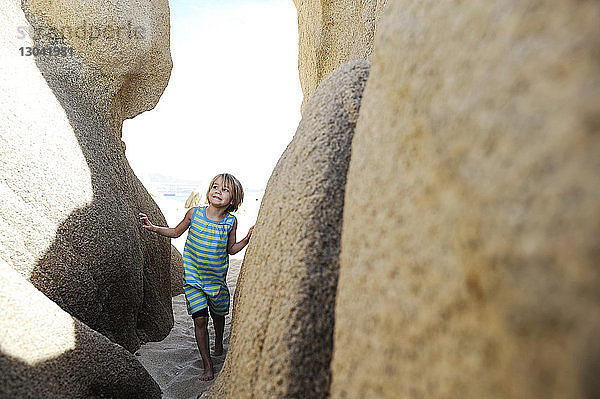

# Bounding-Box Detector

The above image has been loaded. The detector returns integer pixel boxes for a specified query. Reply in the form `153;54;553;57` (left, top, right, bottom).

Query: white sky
123;0;302;192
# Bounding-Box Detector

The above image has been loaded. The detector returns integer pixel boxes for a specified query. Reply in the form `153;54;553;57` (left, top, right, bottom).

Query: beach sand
136;258;242;399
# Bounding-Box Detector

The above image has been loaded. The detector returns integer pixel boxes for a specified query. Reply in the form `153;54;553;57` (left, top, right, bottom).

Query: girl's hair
206;173;244;213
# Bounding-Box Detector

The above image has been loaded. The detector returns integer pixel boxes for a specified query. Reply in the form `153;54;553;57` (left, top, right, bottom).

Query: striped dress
183;206;236;316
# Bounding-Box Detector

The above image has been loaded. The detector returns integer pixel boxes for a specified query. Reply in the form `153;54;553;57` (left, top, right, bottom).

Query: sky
122;0;302;192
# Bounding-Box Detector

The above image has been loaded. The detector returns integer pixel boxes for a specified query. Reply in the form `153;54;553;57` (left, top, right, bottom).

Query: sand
136;259;242;399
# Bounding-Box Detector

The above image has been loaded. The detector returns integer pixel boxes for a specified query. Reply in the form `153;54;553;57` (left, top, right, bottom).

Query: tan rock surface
22;0;172;122
294;0;386;110
204;60;370;399
171;243;184;297
0;259;161;399
1;0;173;352
331;1;600;398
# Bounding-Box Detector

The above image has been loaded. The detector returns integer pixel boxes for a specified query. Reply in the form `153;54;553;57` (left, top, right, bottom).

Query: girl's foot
213;346;224;356
199;367;214;381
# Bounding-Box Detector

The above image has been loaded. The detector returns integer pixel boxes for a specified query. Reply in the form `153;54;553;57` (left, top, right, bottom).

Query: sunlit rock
331;1;600;398
0;0;173;352
294;0;386;110
204;60;370;399
0;259;161;398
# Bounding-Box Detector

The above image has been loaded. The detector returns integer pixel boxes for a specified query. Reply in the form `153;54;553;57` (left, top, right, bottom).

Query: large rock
0;259;162;399
204;60;370;398
170;243;184;297
21;0;172;121
331;1;600;398
0;0;173;351
294;0;386;110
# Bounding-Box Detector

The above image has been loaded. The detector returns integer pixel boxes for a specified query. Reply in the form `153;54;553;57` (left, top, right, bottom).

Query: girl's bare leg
193;315;214;381
211;313;225;356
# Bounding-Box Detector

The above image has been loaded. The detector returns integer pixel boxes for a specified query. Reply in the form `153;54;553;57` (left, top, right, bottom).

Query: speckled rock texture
330;1;600;398
0;0;173;355
0;260;162;399
204;60;370;399
294;0;386;110
22;0;172;122
170;244;184;296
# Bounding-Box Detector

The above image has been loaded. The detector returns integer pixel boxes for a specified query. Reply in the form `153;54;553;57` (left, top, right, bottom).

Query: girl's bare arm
227;219;254;255
139;208;194;238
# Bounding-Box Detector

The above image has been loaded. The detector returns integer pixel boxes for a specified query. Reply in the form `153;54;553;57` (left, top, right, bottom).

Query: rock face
330;1;600;398
204;60;370;399
0;0;173;355
21;0;172;122
294;0;387;110
0;260;162;399
170;244;184;297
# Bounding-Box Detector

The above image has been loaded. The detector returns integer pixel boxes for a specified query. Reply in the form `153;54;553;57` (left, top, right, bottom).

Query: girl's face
208;177;233;208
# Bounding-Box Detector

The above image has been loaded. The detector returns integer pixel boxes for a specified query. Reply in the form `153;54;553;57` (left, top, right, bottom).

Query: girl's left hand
246;225;255;239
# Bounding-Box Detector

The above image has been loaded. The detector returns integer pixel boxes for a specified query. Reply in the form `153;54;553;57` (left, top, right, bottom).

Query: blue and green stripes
182;206;235;316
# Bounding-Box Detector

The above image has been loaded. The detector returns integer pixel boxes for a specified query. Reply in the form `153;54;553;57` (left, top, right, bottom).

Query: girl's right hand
138;213;154;230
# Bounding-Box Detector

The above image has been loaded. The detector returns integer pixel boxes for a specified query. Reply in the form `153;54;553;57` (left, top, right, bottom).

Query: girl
139;173;254;381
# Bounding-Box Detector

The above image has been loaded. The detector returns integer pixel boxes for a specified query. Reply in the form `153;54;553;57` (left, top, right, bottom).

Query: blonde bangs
206;173;244;213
